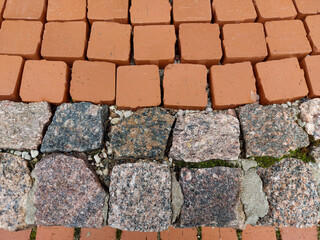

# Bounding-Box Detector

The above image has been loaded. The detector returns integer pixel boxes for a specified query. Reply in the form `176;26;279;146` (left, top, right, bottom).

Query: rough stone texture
241;169;269;226
110;108;175;159
41;102;108;153
0;100;51;150
171;171;183;223
178;167;244;228
0;153;32;231
31;153;107;228
169;112;240;162
108;162;172;232
237;103;309;158
300;98;320;140
241;159;257;171
257;158;320;228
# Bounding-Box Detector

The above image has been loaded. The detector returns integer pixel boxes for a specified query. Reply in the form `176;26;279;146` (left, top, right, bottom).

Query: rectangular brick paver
202;227;238;240
160;227;198;240
280;226;318;240
0;0;5;26
242;225;276;240
293;0;319;19
36;226;74;240
80;226;116;240
301;55;320;98
121;231;158;240
304;15;320;55
0;228;31;240
47;0;86;22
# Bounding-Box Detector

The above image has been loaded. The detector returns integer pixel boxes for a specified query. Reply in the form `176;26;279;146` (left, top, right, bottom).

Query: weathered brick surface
301;55;320;98
242;225;277;240
280;227;318;240
304;15;320;54
80;226;116;240
47;0;86;21
36;226;75;240
0;228;31;240
160;227;198;240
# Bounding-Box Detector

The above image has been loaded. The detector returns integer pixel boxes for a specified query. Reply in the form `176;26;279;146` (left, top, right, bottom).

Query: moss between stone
236;229;242;240
73;228;81;240
116;229;122;240
276;229;281;240
29;227;37;240
173;159;239;170
197;226;202;240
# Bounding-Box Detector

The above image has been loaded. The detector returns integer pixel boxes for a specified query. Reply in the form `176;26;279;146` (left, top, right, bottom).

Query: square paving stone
40;102;108;153
108;162;171;232
110;108;175;159
178;167;244;228
304;15;320;55
0;101;52;150
169;112;241;162
257;159;320;228
237;103;309;158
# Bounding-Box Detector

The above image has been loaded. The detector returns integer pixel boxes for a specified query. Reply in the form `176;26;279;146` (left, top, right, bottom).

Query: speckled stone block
32;153;107;228
0;153;32;231
0;101;51;150
110;108;175;159
300;98;320;140
237;103;309;158
178;167;244;228
41;102;108;153
108;162;171;232
169;112;240;162
257;158;320;228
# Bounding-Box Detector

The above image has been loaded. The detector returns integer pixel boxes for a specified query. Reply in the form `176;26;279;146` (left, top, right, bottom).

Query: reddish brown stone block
0;0;5;26
209;62;257;110
242;225;277;240
116;65;161;110
87;0;129;24
255;58;308;104
20;60;70;104
179;23;222;67
3;0;47;22
80;226;116;240
265;20;312;60
160;227;198;240
280;227;318;240
173;0;212;28
254;0;297;23
293;0;319;19
121;231;158;240
41;21;88;66
212;0;257;25
36;226;74;240
0;20;43;59
304;15;320;55
163;64;207;110
46;0;86;22
130;0;171;26
0;55;24;101
0;228;32;240
222;22;267;64
87;22;132;65
134;25;176;68
301;55;320;98
202;227;238;240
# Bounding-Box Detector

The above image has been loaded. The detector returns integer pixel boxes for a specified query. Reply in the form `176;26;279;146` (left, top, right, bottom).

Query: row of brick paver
1;225;318;240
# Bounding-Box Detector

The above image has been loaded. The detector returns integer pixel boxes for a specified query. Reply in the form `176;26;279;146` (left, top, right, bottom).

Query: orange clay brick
202;227;238;240
242;225;277;240
41;21;88;66
280;227;318;240
163;64;207;110
46;0;86;22
0;0;5;26
87;0;129;24
160;227;198;240
209;62;257;109
0;20;43;59
254;0;297;23
179;23;222;68
212;0;257;25
222;22;268;64
20;60;70;104
70;60;116;105
36;226;74;240
304;15;320;55
87;22;132;65
265;20;312;60
0;55;24;101
133;25;176;68
116;65;161;110
254;58;308;104
121;231;158;240
293;0;319;19
0;228;32;240
3;0;47;22
301;55;320;98
80;226;117;240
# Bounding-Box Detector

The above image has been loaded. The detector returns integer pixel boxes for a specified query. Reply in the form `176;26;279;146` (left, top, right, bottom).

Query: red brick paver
3;0;47;22
173;0;212;28
121;231;157;240
134;25;176;68
36;226;74;240
255;58;308;104
116;65;161;110
254;0;297;23
280;226;318;240
209;62;257;109
160;227;197;240
70;60;116;105
0;20;43;59
47;0;86;22
0;0;5;26
0;55;24;101
0;228;31;240
202;227;238;240
293;0;319;19
179;23;222;67
87;0;129;24
80;226;116;240
301;55;320;98
304;15;320;55
212;0;257;25
222;22;268;64
265;20;312;60
163;64;207;110
87;22;132;65
20;60;70;104
130;0;171;26
242;225;276;240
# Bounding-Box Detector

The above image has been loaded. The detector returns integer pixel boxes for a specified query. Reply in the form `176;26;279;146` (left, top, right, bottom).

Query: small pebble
115;110;123;118
107;147;113;155
96;170;102;175
103;168;109;176
30;150;39;158
287;101;292;107
110;105;117;111
94;154;101;164
22;152;31;161
111;118;121;125
14;151;22;156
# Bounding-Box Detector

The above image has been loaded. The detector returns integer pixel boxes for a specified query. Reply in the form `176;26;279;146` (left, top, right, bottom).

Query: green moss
236;229;242;240
197;226;202;240
252;156;281;168
286;147;314;163
173;159;239;169
73;228;81;240
29;227;37;240
276;230;281;240
116;229;122;240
